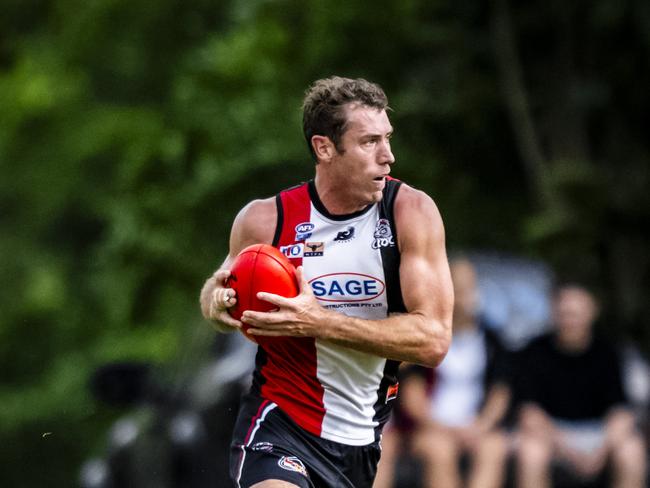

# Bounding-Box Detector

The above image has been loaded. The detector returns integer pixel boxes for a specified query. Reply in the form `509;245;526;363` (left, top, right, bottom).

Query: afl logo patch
372;219;395;249
278;456;308;477
295;222;314;233
295;222;314;241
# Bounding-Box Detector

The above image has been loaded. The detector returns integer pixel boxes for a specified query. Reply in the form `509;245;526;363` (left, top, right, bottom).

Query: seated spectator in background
514;283;647;488
374;258;512;488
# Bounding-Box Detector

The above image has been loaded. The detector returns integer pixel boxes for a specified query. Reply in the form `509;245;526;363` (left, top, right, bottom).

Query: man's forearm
321;310;450;367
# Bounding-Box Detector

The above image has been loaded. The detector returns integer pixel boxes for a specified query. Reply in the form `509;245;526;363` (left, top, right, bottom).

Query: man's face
553;287;598;346
329;104;395;206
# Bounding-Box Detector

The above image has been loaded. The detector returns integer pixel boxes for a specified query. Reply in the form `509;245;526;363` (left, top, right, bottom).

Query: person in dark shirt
514;284;647;488
374;258;511;488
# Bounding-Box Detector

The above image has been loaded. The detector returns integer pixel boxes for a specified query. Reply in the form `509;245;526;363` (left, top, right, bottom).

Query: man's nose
379;139;395;165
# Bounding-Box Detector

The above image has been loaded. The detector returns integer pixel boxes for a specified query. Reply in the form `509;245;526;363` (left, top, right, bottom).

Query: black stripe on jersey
379;179;406;314
372;359;401;441
272;193;284;247
372;179;406;437
250;347;269;396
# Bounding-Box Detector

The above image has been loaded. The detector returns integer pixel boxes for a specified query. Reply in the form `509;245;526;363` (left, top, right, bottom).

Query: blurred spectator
514;284;647;488
374;258;512;488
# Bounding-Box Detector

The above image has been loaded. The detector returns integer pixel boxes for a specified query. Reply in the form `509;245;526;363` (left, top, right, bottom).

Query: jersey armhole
380;179;406;314
271;193;284;247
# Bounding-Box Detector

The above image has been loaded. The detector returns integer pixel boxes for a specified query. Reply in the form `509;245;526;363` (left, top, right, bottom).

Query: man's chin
355;189;383;208
371;190;384;203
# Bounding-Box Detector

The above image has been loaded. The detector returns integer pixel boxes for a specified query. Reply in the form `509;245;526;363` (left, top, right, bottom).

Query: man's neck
556;332;592;354
313;173;367;215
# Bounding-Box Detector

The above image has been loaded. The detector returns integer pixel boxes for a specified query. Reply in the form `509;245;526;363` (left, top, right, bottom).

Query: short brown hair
302;76;389;160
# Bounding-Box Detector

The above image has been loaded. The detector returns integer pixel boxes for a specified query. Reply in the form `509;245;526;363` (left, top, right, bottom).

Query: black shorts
230;393;381;488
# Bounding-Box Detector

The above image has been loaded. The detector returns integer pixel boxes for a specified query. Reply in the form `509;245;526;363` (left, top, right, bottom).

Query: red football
226;244;298;336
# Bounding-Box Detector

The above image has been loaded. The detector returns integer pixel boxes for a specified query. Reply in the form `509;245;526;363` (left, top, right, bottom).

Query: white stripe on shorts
236;401;277;488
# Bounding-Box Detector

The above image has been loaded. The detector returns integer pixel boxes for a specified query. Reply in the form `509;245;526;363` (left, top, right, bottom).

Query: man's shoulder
240;196;277;220
241;180;308;216
393;182;440;220
228;182;310;254
393;182;443;246
232;197;278;247
393;181;434;205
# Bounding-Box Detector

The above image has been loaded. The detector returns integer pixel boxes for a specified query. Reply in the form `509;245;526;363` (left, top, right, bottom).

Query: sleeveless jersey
249;178;406;446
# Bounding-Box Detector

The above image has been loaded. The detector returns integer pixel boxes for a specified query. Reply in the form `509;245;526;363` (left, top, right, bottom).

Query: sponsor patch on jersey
280;243;304;258
386;382;399;403
303;241;324;257
309;273;385;302
372;219;395;249
278;456;308;477
333;226;355;243
295;222;315;241
250;441;274;452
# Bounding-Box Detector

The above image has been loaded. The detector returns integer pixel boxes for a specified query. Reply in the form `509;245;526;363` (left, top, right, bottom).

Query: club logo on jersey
303;241;324;257
280;243;304;258
309;273;385;302
333;226;355;243
278;456;308;477
372;219;395;249
250;441;274;452
295;222;314;241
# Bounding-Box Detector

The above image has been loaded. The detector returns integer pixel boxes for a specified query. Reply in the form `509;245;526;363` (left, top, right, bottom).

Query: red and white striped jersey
249;179;405;446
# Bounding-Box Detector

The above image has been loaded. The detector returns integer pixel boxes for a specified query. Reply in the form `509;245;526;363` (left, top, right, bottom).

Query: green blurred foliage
0;0;648;485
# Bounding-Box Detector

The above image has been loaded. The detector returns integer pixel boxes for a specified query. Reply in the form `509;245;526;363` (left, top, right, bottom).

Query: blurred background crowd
1;0;649;487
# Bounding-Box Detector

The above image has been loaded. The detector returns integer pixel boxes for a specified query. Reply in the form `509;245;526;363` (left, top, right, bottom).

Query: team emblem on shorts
372;219;395;249
278;456;308;477
250;441;274;452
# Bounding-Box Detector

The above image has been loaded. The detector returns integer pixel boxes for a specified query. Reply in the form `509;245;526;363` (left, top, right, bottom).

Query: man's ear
311;135;335;162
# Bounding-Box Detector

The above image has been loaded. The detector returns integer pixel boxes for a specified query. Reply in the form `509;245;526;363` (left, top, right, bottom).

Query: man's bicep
226;197;277;263
396;194;453;321
399;245;453;319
